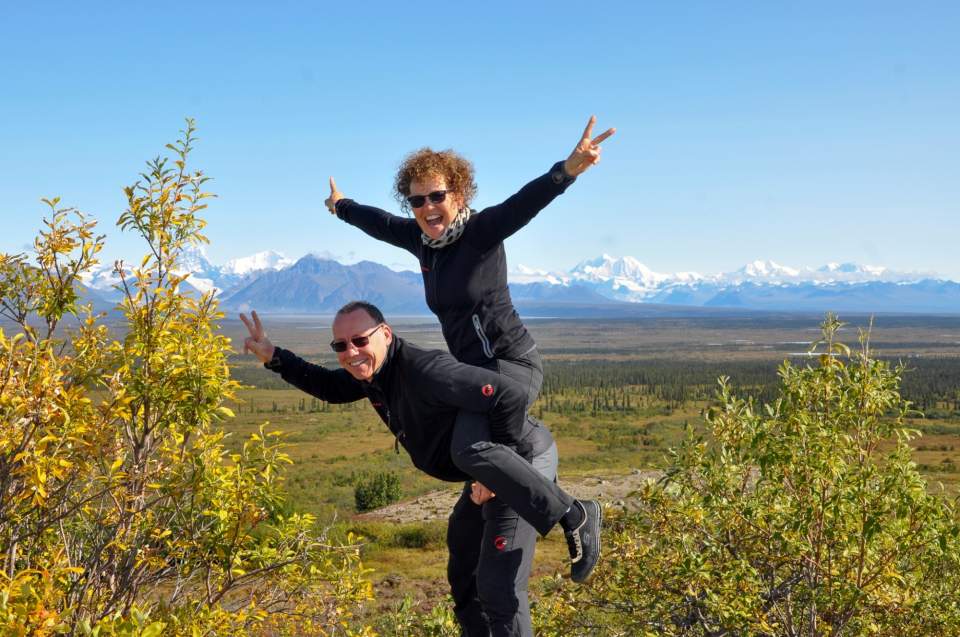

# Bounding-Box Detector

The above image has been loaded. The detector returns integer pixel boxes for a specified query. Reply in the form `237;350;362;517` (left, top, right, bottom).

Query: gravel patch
355;469;663;523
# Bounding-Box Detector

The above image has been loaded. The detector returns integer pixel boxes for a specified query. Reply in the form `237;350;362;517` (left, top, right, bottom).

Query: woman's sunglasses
406;190;448;209
330;324;385;353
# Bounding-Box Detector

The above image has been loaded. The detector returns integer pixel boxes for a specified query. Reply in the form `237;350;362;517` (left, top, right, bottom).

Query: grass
209;316;960;610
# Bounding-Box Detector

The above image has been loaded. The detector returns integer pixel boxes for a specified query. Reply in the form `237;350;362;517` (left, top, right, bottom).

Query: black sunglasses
406;190;448;208
330;324;385;353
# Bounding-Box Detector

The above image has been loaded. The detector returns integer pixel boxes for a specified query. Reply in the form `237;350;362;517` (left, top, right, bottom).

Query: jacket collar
369;335;401;391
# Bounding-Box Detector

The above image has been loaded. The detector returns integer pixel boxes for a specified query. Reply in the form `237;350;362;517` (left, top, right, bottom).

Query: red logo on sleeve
494;536;508;551
481;384;495;397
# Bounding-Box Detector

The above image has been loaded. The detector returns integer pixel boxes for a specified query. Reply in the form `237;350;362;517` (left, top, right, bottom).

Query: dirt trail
356;469;662;523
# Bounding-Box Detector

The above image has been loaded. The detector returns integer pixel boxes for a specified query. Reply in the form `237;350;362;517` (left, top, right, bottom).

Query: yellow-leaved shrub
0;121;374;636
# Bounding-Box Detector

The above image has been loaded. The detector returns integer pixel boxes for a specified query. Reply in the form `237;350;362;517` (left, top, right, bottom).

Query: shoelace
565;526;584;563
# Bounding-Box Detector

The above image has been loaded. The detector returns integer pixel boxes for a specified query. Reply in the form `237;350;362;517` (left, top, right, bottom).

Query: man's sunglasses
406;190;448;209
330;324;385;353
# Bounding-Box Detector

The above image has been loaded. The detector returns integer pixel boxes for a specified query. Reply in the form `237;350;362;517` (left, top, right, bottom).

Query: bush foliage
354;471;402;513
534;314;960;636
0;121;374;635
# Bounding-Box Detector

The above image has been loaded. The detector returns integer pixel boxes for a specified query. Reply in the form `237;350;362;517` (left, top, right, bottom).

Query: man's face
332;309;392;382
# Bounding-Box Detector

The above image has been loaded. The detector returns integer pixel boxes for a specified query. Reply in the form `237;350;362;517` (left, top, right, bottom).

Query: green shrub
393;526;432;549
354;470;402;511
373;595;459;636
535;314;960;636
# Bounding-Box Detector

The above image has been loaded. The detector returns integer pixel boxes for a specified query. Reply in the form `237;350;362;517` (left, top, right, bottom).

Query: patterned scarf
421;207;474;249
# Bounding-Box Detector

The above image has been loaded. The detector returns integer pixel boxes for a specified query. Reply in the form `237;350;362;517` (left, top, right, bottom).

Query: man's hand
563;115;616;177
470;481;496;505
239;310;275;363
325;177;344;214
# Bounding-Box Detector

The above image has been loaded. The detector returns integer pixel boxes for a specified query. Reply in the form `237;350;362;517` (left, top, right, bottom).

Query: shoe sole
574;500;602;583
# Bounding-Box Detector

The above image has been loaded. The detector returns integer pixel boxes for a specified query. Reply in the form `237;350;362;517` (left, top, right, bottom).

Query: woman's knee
451;437;498;473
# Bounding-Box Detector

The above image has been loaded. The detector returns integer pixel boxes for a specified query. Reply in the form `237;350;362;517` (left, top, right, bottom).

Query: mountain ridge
79;250;960;315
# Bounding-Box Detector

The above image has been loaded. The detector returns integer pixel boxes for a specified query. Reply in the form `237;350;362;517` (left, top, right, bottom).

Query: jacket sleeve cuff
334;198;355;219
549;161;576;186
263;347;291;372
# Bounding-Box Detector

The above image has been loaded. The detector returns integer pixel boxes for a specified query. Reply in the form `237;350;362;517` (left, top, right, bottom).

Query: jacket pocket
471;313;495;359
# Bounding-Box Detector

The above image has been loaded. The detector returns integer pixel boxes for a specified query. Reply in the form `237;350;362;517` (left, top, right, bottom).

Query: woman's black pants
447;348;572;637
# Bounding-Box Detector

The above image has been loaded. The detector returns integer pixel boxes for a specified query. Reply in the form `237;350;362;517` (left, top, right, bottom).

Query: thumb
329;176;337;194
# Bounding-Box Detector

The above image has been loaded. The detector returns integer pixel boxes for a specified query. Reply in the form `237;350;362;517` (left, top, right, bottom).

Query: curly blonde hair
393;148;478;213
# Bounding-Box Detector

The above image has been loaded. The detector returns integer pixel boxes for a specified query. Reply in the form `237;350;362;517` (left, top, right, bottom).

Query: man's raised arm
240;311;366;404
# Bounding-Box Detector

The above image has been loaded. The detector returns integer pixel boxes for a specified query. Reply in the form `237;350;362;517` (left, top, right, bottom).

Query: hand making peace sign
239;310;275;364
563;115;616;178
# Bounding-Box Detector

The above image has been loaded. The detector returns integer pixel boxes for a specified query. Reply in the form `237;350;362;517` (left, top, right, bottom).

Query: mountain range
79;247;960;316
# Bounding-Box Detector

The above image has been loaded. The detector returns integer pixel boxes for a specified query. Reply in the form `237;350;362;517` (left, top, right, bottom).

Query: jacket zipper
388;409;403;455
428;250;439;309
472;313;495;359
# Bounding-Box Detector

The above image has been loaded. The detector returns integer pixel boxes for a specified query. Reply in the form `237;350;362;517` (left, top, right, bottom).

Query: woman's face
408;174;463;240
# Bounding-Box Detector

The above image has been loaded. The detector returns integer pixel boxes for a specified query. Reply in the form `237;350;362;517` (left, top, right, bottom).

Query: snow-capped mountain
222;250;294;276
82;245;296;300
726;260;801;283
78;250;960;315
173;244;297;294
713;260;930;286
522;256;937;289
510;264;569;286
220;254;429;314
566;255;676;301
509;255;957;312
572;254;674;285
80;265;126;296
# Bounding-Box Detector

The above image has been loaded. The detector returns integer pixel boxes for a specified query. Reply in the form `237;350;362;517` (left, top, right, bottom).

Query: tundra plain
218;313;960;611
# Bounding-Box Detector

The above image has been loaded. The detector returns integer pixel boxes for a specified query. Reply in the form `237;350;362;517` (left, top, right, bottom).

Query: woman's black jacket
334;162;575;366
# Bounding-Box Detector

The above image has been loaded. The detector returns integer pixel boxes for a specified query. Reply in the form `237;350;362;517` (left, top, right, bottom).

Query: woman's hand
563;115;616;177
325;177;344;214
239;310;276;363
470;481;496;505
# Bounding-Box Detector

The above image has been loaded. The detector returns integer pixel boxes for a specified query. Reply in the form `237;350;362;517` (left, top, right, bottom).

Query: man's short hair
336;301;386;325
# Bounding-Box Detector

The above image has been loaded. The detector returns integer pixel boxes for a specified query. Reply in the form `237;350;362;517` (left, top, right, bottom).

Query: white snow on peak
175;243;214;273
715;259;923;285
510;254;941;304
738;260;800;279
672;271;706;283
82;248;295;299
571;254;669;285
79;265;122;288
185;275;216;295
817;262;887;277
510;264;570;285
223;250;294;275
711;260;803;286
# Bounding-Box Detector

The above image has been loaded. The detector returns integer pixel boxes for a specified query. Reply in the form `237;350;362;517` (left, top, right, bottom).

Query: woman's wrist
552;160;577;185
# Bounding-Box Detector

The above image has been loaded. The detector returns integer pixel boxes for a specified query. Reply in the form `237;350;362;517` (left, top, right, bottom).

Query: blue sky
2;1;958;279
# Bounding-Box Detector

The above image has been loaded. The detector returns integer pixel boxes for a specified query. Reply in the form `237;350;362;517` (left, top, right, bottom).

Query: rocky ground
357;469;663;524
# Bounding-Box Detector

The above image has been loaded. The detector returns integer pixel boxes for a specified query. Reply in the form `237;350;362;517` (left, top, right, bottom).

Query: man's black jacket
266;336;530;482
334;162;575;366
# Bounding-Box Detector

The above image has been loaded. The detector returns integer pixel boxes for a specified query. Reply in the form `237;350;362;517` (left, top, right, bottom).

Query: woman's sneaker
564;499;602;583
